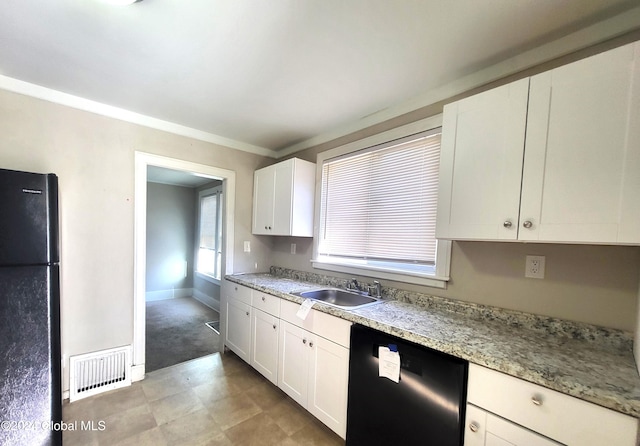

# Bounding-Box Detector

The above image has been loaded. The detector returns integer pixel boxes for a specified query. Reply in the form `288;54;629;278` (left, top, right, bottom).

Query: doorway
133;152;236;380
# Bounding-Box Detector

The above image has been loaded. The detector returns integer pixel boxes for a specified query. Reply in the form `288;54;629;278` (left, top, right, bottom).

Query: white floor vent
69;345;132;402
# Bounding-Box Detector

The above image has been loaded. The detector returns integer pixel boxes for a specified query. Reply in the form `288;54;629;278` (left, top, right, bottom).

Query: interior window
314;125;450;288
196;186;223;281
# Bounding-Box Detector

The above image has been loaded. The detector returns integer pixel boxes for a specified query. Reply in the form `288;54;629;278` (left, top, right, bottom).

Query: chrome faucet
368;281;382;298
347;278;382;298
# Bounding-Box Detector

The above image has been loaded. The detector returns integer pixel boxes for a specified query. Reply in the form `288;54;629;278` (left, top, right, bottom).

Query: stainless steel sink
291;288;384;310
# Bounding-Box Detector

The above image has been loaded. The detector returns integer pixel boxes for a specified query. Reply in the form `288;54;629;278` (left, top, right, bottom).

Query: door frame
132;151;236;380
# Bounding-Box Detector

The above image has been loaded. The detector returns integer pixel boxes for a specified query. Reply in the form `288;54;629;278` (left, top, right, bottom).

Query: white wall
0;88;271;391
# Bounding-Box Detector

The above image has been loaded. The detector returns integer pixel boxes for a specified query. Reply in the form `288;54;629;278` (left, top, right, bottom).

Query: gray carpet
145;297;220;373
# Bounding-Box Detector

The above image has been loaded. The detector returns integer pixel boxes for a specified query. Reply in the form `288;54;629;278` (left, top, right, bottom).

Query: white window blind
318;130;441;268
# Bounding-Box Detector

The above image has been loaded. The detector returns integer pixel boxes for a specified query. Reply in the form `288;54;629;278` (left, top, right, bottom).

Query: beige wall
0;89;271;389
271;238;640;331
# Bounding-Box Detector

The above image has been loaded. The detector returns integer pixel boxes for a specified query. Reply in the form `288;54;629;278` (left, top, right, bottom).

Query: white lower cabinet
465;403;561;446
278;320;349;439
250;308;279;385
466;364;638;446
222;281;351;439
307;333;349;438
224;296;251;363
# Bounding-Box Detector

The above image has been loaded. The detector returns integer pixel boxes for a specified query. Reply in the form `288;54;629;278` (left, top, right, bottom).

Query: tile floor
63;352;345;446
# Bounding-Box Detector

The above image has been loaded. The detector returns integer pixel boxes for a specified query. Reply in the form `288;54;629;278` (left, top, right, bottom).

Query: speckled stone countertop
225;268;640;418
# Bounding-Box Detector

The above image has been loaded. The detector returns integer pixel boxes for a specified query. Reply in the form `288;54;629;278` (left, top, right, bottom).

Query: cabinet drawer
252;290;281;317
280;300;351;348
468;364;637;445
226;282;251;305
465;403;562;446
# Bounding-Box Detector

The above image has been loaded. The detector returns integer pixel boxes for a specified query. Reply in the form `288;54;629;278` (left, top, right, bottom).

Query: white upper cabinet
437;78;529;241
252;158;316;237
437;41;640;245
521;43;640;243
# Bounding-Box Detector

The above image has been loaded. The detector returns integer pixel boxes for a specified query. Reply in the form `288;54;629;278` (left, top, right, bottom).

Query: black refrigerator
0;168;62;446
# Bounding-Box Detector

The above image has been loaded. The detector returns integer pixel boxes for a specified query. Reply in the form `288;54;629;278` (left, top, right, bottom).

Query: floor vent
69;345;132;402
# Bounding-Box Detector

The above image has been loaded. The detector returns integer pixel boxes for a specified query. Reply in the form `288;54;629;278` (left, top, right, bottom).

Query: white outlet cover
525;255;545;279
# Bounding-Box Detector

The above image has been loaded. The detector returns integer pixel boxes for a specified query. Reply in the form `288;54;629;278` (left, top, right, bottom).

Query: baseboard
192;289;220;312
146;288;193;302
131;364;145;382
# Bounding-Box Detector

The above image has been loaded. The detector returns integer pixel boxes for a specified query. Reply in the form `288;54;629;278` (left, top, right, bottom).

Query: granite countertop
225;270;640;418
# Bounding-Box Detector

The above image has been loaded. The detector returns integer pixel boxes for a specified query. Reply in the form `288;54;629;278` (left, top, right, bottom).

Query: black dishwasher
346;324;468;445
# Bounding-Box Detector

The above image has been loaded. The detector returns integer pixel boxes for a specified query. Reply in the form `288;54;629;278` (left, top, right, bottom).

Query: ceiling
1;0;639;156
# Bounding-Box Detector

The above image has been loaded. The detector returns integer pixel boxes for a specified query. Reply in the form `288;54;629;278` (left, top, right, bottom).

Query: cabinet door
278;320;311;408
485;413;562;446
307;335;349;439
272;160;294;235
251;308;279;385
225;297;251;363
436;78;529;241
521;42;640;243
465;404;487;446
252;165;275;234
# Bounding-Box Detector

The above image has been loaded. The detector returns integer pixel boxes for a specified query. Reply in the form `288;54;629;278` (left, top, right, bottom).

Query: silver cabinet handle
469;422;479;433
503;221;512;228
523;220;533;229
531;395;543;406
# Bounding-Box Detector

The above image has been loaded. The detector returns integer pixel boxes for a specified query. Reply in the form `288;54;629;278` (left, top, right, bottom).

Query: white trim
311;116;450;289
311;260;448;289
134;152;236;373
277;6;640;157
0;74;277;159
131;364;145;383
192;289;220;312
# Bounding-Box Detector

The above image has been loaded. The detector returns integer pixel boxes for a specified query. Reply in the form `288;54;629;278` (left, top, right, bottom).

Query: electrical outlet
291;243;296;254
525;255;545;279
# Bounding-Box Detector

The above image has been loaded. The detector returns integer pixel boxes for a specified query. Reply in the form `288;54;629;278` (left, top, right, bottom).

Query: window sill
196;271;221;286
311;259;449;289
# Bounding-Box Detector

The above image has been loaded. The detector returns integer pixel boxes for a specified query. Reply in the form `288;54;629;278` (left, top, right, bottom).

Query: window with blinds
197;186;223;280
318;130;441;274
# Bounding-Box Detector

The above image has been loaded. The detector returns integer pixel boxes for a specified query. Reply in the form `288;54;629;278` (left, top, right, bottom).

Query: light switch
243;241;251;252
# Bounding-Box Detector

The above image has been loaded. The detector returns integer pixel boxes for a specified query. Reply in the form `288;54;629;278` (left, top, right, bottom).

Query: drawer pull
303;339;307;345
245;311;249;316
234;286;238;291
469;422;479;433
262;296;266;302
272;324;277;330
531;395;543;406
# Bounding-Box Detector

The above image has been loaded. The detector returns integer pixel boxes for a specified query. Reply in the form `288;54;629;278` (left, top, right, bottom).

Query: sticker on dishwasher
296;298;315;320
378;346;400;383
